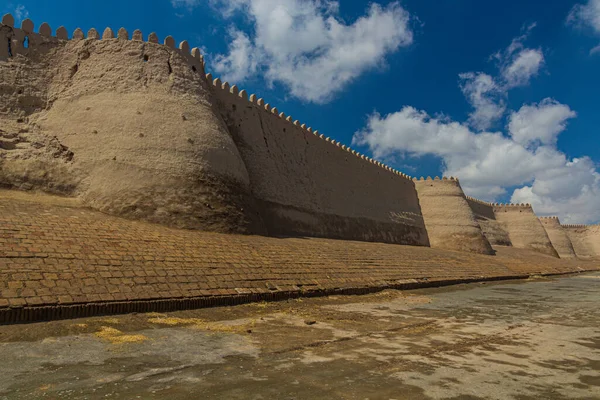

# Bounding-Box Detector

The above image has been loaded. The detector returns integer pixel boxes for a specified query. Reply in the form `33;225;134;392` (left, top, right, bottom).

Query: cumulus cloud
511;158;600;223
206;0;414;103
353;100;600;224
508;99;577;147
213;29;259;83
460;25;544;130
568;0;600;54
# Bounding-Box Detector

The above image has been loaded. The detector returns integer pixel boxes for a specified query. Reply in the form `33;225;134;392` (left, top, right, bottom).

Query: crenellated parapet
204;72;414;183
412;176;458;182
464;196;493;206
0;13;205;73
492;203;533;212
562;224;597;229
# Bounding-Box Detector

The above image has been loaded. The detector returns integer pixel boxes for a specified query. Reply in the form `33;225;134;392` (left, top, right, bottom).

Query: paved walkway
1;273;599;399
0;190;597;322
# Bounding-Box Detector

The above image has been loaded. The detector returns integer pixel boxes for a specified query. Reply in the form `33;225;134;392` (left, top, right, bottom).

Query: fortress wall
0;14;429;246
0;17;266;234
563;225;600;260
210;80;429;246
538;217;577;259
492;204;559;257
465;196;512;246
413;178;494;254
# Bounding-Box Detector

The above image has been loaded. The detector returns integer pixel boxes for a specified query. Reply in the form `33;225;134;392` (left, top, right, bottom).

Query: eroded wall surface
414;178;493;254
465;197;512;247
564;225;600;260
493;204;559;257
539;217;577;259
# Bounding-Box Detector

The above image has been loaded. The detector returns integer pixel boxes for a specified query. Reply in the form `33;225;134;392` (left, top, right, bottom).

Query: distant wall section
414;178;494;254
539;217;577;259
563;225;600;260
493;204;558;257
465;196;512;247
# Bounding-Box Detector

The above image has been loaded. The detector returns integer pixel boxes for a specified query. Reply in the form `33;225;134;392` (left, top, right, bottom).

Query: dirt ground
1;273;599;400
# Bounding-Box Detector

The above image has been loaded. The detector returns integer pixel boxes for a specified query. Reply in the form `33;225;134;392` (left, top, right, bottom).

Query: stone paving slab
0;190;598;322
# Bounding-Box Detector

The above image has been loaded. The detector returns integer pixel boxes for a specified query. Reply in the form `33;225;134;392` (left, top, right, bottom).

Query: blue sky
3;0;599;223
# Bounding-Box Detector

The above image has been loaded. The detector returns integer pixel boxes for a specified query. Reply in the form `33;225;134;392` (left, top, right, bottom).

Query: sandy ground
0;273;599;400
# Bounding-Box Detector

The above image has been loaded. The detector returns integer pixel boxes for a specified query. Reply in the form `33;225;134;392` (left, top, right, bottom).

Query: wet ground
1;272;599;400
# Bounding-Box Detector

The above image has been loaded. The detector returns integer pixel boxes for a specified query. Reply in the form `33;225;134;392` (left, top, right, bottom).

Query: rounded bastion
0;18;265;233
493;204;559;258
414;177;494;255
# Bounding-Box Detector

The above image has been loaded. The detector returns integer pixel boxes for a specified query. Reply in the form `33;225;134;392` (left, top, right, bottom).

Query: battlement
493;203;533;210
539;216;562;226
464;196;493;206
0;13;204;72
562;224;597;229
205;72;414;182
412;176;458;182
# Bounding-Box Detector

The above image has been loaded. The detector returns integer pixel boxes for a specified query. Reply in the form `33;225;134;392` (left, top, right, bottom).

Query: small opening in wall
192;65;197;72
23;36;29;49
143;54;149;62
7;38;12;57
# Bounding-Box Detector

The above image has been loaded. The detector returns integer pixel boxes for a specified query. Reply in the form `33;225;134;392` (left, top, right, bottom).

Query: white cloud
13;4;29;23
508;99;577;147
206;0;414;103
568;0;600;31
511;158;600;223
213;29;259;83
567;0;600;54
460;25;544;131
353;100;600;224
459;72;505;131
501;48;544;88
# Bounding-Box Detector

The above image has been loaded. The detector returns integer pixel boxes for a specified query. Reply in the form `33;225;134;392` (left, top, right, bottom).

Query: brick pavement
0;190;598;322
